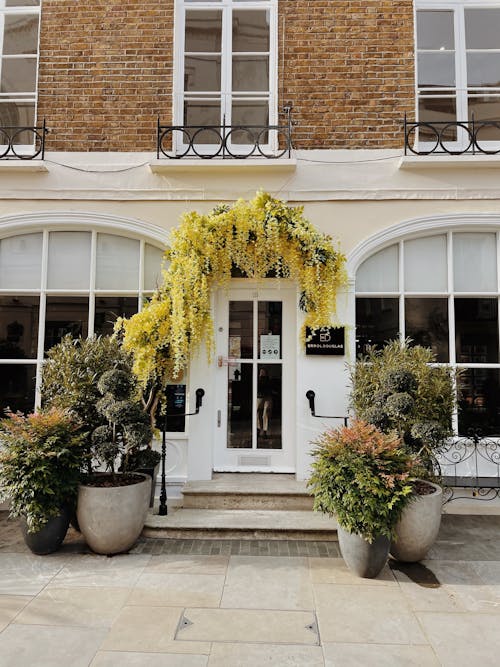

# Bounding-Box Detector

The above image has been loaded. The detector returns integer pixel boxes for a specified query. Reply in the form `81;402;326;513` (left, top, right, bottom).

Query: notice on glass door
260;334;280;358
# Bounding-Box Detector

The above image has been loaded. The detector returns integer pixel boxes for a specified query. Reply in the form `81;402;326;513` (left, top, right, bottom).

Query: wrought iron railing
404;113;500;156
157;107;292;159
0;119;48;160
437;430;500;502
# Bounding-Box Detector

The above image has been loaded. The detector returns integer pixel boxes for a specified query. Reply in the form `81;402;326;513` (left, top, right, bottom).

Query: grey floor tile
208;642;324;666
323;642;439;666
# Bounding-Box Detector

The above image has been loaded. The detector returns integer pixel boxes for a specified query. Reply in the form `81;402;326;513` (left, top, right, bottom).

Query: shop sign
305;327;345;356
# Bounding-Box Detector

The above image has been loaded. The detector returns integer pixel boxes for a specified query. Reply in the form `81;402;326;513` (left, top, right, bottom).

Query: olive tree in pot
308;420;416;578
350;340;456;562
77;368;155;555
0;408;86;554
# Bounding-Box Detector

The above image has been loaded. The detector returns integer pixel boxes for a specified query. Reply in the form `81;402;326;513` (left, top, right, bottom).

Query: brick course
37;0;414;152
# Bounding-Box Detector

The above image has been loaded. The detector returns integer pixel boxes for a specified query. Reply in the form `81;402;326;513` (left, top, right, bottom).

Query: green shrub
0;408;86;533
350;340;456;475
308;420;416;542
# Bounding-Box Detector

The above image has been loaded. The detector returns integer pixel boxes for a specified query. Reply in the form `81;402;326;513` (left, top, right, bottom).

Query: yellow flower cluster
117;192;346;388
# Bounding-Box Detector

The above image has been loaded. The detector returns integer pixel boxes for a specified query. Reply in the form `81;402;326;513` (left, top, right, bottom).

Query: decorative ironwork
0;119;48;160
437;430;500;502
404;113;500;156
305;390;348;426
158;388;205;516
157;107;292;160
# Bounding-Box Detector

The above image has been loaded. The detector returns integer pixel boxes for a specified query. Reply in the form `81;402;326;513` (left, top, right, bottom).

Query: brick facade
37;0;414;152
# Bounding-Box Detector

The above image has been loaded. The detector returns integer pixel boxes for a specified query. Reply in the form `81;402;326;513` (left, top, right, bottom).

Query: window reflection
355;298;399;356
44;297;89;352
94;297;138;337
405;298;449;362
0;296;39;359
458;369;500;436
455;298;498;364
0;363;36;415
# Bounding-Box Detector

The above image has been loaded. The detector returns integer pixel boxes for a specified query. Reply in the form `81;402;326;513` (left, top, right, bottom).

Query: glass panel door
215;287;295;472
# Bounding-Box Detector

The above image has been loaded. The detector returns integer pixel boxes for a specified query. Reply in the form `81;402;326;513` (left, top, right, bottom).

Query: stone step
181;473;314;511
143;508;338;541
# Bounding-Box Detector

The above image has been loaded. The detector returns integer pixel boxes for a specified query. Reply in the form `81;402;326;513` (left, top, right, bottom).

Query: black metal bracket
306;390;348;426
158;388;205;516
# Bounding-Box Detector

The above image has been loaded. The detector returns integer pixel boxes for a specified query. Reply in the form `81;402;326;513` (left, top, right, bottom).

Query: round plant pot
390;480;442;563
337;525;390;578
77;473;150;555
21;507;71;555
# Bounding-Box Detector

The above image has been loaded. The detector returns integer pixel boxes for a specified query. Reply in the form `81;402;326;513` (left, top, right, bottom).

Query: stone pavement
1;512;500;666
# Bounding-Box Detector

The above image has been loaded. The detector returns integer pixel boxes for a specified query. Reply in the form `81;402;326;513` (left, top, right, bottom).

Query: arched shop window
0;229;164;414
355;231;500;436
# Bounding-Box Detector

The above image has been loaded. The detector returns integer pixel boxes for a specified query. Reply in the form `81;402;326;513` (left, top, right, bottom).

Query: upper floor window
416;1;500;151
0;1;40;146
174;0;277;155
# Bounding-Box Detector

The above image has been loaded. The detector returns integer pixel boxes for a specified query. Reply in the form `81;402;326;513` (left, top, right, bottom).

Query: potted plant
308;419;416;578
0;408;86;554
350;340;456;562
77;368;154;555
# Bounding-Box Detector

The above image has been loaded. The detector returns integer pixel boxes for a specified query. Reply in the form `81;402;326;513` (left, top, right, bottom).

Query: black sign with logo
305;327;345;356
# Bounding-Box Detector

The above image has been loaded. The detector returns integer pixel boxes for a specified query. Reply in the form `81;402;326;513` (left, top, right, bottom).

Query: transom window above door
174;0;277;155
415;1;500;152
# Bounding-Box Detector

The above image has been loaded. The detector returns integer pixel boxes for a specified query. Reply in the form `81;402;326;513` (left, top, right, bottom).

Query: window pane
144;244;164;291
417;11;454;51
229;301;253;359
47;232;91;290
227;362;252;448
465;9;500;50
418;53;455;88
404;235;447;292
96;234;140;290
232;10;269;51
356;245;399;293
258;301;282;360
458;369;500;436
232;56;269;92
185;10;222;52
0;103;35;143
0;57;37;93
418;98;457;141
231;100;268;143
455;298;498;364
44;297;89;352
94;297;138;337
469;97;500;143
184;100;221;143
467;54;500;88
0;363;36;414
3;14;39;54
257;363;281;449
0;296;39;359
405;298;449;362
185;55;221;92
0;232;42;289
355;298;399;356
453;233;497;292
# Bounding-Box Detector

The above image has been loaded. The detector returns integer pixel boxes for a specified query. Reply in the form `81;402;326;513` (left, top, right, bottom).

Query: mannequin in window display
257;367;273;438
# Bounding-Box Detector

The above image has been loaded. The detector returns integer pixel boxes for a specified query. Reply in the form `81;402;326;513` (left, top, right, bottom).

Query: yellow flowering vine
117;192;346;390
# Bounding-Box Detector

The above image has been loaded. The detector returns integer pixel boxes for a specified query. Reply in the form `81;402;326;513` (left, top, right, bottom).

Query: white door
214;285;296;472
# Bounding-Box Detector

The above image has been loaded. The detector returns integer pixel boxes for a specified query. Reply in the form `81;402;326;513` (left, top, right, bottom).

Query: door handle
217;410;221;427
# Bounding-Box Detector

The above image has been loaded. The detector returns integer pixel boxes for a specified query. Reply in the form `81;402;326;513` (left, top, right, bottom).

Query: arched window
355;231;500;436
0;228;164;413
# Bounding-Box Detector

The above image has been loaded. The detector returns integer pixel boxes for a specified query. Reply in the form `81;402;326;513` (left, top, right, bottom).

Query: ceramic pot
390;480;442;563
21;506;71;555
337;525;390;578
77;473;150;555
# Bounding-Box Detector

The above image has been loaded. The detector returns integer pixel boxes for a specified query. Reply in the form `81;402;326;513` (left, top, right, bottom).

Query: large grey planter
390;480;442;563
337;525;390;578
77;473;150;555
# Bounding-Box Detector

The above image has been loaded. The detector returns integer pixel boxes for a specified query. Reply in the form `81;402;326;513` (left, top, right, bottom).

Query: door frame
213;282;297;472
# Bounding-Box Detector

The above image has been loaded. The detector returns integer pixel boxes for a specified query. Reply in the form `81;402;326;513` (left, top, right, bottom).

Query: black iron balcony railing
157;107;292;160
404;113;500;156
0;119;48;160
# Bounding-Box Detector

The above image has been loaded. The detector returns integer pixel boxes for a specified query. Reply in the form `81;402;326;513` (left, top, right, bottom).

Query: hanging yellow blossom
117;191;346;388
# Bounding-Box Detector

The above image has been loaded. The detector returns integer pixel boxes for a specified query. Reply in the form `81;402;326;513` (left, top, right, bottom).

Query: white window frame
173;0;278;157
415;0;500;153
0;1;41;156
355;229;500;436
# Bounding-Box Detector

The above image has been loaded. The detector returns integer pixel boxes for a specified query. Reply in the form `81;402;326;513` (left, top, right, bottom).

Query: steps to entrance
143;473;338;541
